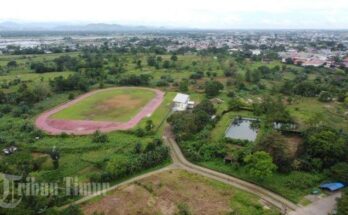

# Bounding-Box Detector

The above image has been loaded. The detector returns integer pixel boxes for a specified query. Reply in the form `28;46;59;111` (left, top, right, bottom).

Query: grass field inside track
51;88;156;122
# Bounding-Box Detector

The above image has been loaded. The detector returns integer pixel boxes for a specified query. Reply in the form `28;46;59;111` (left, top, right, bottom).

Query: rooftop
173;93;190;103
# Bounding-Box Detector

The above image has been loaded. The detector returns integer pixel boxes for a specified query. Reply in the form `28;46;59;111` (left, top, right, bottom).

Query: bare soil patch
285;135;304;158
85;94;143;117
82;169;236;215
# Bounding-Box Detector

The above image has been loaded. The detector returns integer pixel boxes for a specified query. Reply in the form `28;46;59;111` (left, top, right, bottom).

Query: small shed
319;182;345;192
224;155;234;164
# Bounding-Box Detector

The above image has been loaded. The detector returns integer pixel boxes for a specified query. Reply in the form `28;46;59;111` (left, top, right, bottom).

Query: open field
0;71;73;82
82;169;278;215
52;88;156;122
35;87;165;135
287;97;348;131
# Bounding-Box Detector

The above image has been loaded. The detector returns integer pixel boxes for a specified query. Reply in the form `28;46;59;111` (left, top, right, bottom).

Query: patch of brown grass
82;170;236;215
88;95;143;116
285;135;304;158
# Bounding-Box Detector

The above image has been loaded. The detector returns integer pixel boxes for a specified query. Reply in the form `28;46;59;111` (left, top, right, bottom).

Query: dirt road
289;192;341;215
62;125;299;212
163;126;299;212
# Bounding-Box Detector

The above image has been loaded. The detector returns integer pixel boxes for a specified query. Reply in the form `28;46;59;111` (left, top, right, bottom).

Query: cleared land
82;169;277;215
52;88;156;122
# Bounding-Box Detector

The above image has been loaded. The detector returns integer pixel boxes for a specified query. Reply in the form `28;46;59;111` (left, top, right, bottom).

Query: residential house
172;93;194;111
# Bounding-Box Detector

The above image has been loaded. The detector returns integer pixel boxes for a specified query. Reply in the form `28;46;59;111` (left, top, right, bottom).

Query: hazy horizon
1;0;348;30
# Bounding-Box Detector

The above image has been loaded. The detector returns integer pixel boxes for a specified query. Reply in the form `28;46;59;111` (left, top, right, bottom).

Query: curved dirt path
62;125;299;212
35;87;165;135
163;126;299;212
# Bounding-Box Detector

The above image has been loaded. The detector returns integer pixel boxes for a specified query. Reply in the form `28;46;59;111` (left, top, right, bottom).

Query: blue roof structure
319;182;345;191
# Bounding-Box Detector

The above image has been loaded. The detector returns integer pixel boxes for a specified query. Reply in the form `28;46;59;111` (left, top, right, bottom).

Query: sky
1;0;348;29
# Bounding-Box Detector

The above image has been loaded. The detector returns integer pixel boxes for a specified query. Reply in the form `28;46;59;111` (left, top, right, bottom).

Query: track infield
35;87;165;135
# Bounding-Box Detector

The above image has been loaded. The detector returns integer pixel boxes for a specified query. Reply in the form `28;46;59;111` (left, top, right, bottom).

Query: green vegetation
52;88;155;121
0;43;347;213
244;151;277;180
337;188;348;215
199;160;325;202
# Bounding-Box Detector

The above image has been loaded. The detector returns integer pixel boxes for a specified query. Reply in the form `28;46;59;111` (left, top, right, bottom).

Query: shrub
92;131;109;143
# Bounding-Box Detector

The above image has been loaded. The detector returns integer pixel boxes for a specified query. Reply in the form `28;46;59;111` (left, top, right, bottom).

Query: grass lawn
51;88;156;122
287;97;348;132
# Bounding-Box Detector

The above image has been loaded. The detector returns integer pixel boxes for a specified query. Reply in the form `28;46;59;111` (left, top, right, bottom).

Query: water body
225;118;259;142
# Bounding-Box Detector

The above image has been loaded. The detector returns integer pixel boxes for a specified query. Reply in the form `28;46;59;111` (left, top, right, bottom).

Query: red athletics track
35;87;165;135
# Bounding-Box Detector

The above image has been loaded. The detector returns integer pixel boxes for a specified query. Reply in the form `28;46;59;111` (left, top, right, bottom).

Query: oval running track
35;87;165;135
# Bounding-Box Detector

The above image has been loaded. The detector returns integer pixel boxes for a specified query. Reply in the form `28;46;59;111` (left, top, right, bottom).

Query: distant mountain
0;22;161;32
54;23;150;32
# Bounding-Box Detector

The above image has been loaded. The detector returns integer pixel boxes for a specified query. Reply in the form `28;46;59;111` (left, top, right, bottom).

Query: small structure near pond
225;117;259;142
273;122;298;131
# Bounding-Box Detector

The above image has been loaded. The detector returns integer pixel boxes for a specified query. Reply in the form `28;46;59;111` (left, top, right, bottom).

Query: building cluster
1;31;348;69
279;50;333;67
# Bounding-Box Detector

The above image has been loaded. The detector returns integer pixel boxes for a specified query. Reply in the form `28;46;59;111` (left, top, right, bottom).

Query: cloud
0;0;347;28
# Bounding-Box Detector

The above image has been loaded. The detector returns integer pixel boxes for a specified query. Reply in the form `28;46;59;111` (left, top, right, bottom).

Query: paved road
62;125;299;212
289;192;341;215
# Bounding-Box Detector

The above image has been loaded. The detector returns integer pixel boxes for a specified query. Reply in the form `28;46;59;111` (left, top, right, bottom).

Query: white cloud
0;0;348;28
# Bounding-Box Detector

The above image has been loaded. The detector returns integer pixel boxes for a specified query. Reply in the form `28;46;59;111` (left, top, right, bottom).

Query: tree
136;60;142;69
7;60;17;67
171;54;178;62
147;55;157;67
304;127;346;169
293;81;320;97
204;80;224;97
244;151;277;179
256;131;292;172
253;96;292;123
330;163;348;182
228;98;244;111
318;91;332;102
0;90;6;103
32;84;51;102
145;119;154;132
133;143;143;154
179;80;189;92
245;69;252;82
92;130;108;143
162;60;171;69
336;189;348;215
50;147;60;169
193;99;216;115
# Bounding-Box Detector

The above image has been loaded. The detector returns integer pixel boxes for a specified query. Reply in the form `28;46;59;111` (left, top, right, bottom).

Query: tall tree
244;151;277;179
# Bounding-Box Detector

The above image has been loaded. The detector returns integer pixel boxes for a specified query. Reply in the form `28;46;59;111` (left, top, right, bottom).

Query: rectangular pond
225;117;259;142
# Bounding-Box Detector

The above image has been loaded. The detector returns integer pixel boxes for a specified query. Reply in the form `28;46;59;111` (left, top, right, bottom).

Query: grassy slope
51;88;156;122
